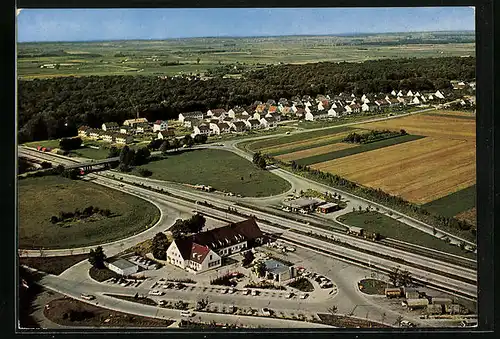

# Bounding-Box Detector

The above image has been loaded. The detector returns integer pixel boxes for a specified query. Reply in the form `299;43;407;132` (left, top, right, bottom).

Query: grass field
311;137;475;204
422;185;476;218
133;149;291;197
297;134;424;166
24;139;61;149
69;147;110;160
18;176;160;249
337;211;474;258
17;35;474;79
19;254;89;275
358;279;393;295
249;126;355;153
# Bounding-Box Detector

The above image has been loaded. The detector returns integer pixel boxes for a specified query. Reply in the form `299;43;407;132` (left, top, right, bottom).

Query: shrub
138;168;153;177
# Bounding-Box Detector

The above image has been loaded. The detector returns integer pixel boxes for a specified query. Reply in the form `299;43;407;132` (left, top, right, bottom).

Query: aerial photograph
17;7;477;330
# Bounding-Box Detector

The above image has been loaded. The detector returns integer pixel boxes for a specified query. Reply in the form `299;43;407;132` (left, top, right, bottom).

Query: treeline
50;205;112;224
281;157;476;242
18;56;475;142
342;129;407;144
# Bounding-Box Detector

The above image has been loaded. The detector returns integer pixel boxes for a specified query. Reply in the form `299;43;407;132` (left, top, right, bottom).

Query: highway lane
106;172;476;283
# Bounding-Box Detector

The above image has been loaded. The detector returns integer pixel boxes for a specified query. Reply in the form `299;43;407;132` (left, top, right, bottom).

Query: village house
411;97;421;105
391;90;397;96
406;90;414;97
78;126;90;138
267;105;278;114
397;97;408;105
178;111;204;123
305;110;329;121
345;103;361;114
193;125;211;136
207;108;227;119
361;102;379;112
165;218;264;273
227;106;248;118
119;126;132;134
279;106;293;115
254;104;267;114
101;122;119;131
157;129;176;139
260;116;277;128
101;131;115;143
245;119;261;130
265;111;283;122
327;107;342;117
233;113;251;121
266;99;276;106
115;133;134;145
375;99;390;108
229;121;247;133
210;122;231;135
295;108;306;119
153;120;168;132
123;118;148;127
253;112;263;121
434;90;445;99
183;118;202;129
88;129;102;140
222;117;233;124
135;122;151;133
397;90;404;97
386;98;400;106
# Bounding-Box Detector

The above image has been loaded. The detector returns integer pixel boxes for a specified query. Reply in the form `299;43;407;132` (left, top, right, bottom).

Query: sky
16;7;475;42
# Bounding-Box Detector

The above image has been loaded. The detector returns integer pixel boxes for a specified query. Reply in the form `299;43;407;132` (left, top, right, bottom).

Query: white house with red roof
153;120;168;132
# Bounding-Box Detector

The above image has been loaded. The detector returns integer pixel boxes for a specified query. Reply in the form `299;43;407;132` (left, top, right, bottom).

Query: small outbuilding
283;198;325;212
347;226;364;236
106;258;139;276
316;202;340;214
263;259;295;283
406;298;429;310
385;287;403;298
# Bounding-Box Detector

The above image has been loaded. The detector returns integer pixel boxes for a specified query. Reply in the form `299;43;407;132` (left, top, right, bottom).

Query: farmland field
276;142;357;162
310;136;475;204
17;35;474;79
455;208;477;226
296;134;424;166
133;149;291;197
422;184;476;218
18;176;160;249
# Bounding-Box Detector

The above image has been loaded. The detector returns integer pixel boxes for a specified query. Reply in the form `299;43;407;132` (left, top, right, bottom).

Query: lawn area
316;313;391;328
69;147;110;160
133;149;291;197
44;298;173;327
295;134;425;166
422;185;476;218
18;176;160;249
19;254;89;275
337;211;474;258
24;139;61;149
105;294;158;306
358;279;394;295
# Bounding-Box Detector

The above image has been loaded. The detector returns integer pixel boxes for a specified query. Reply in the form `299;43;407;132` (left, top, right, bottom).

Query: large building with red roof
166;218;264;273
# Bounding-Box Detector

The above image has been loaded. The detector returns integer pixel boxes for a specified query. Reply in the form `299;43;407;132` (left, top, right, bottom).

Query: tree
88;246;106;268
196;57;201;65
171;138;181;151
61;168;80;179
242;250;255;266
187;214;206;233
138;168;153;177
151;232;169;260
252;261;266;277
252;152;261;164
59;137;82;151
399;269;412;287
193;134;208;144
327;305;338;315
395;315;404;327
40;161;52;169
388;266;401;287
50;216;59;224
148;138;163;150
159;140;170;154
196;297;210;310
119;145;130;164
118;163;130;172
108;146;120;158
257;157;267;169
135;147;151;165
182;134;194;147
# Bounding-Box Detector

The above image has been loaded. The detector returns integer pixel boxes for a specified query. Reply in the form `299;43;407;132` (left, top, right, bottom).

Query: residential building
88;129;102;140
178;111;204;123
406;90;414;97
115;133;134;145
123;118;148;127
193;125;211;136
227;106;247;118
135;123;151;133
157;129;175;139
101;132;115;143
254;104;267;114
434;90;445;99
120;126;132;134
183;118;202;128
260;116;277;128
263;259;295;283
210;122;231;135
266;99;276;105
305;110;328;121
327;107;341;117
78;126;90;138
207;108;227;119
153;120;168;132
245;119;261;129
230;121;247;132
101;122;119;131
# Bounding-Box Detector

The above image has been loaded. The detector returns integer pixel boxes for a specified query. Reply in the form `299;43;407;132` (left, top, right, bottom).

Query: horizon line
17;30;476;44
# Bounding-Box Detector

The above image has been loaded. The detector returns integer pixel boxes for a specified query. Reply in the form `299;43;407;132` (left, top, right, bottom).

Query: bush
138;168;153;177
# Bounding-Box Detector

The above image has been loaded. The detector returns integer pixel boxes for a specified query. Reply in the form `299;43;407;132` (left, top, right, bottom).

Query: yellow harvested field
455;208;477;227
310;137;476;204
428;110;476;117
276;142;357;162
259;129;363;154
353;113;475;141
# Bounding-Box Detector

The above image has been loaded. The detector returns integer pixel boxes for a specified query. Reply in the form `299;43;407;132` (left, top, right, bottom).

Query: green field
70;147;110;160
17;34;474;79
18;176;160;249
24;139;61;149
294;134;425;166
247;126;355;151
422;185;476;217
133;149;291;197
337;211;474;258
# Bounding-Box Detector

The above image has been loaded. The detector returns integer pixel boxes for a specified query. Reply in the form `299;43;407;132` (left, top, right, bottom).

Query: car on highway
285;247;295;252
400;320;416;328
285;131;291;135
300;293;309;299
149;290;164;296
251;289;259;296
228;288;235;294
180;310;195;318
158;300;167;306
261;308;271;316
80;294;95;300
243;289;250;295
286;293;294;299
221;288;228;294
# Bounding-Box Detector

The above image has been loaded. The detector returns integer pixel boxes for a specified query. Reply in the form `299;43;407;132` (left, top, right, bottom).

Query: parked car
221;288;228;294
180;310;194;318
251;290;259;296
261;308;271;316
158;300;166;306
80;294;95;300
400;320;416;328
300;293;309;299
243;289;250;295
149;290;164;296
229;288;235;294
286;293;294;299
285;247;295;252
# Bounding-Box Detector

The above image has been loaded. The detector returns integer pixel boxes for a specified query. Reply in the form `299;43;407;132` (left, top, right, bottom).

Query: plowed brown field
276;142;357;162
455;207;477;227
353;112;475;141
310;114;476;204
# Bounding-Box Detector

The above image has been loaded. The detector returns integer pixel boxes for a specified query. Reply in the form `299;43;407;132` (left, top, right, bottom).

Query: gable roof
182;111;204;117
103;122;119;127
195;125;210;132
78;125;90;131
154;120;165;125
232;121;246;128
192;218;262;250
210;108;226;115
248;119;260;125
218;123;230;129
190;243;211;264
159;130;175;137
